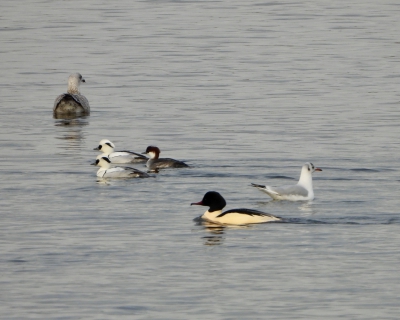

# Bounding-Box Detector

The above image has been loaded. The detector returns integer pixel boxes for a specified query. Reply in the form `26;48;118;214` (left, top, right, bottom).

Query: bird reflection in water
201;221;225;246
298;201;317;216
196;219;253;246
54;115;89;151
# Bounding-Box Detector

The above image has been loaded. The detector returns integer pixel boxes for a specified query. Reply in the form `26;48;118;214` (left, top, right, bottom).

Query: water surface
1;0;400;319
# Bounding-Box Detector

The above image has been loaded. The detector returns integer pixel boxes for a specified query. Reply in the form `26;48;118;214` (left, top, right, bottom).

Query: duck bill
141;151;147;155
93;147;100;150
90;161;97;166
191;201;203;206
315;168;322;171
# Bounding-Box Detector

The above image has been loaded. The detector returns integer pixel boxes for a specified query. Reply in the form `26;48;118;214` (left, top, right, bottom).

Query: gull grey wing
73;94;90;111
273;185;309;197
53;93;67;111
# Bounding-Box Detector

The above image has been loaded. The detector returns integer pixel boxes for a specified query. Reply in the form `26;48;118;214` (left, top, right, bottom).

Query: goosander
94;139;148;164
191;191;281;225
91;155;151;178
54;73;90;115
251;162;322;201
142;146;189;170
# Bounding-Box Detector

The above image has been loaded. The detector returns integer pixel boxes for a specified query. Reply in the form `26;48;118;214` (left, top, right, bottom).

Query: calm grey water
1;0;400;319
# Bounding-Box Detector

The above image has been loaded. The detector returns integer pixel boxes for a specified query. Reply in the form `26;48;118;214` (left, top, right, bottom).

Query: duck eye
98;145;102;150
96;160;99;164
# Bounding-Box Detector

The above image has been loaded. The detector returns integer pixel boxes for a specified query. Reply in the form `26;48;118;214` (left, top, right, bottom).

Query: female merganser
91;155;151;178
142;146;189;170
94;139;148;164
54;73;90;115
191;191;281;225
251;162;322;201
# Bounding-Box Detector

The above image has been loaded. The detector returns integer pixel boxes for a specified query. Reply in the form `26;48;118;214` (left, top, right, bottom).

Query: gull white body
92;156;151;179
192;191;281;226
94;139;147;164
142;146;188;170
252;162;322;201
54;73;90;114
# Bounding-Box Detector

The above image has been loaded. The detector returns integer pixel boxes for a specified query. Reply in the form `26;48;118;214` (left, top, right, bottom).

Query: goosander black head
142;146;160;159
191;191;227;212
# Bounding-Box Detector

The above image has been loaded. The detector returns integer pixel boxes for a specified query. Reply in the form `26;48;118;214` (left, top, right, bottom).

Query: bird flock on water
54;73;322;226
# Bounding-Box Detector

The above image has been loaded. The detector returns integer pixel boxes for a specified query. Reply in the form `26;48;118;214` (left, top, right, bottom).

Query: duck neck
202;210;223;221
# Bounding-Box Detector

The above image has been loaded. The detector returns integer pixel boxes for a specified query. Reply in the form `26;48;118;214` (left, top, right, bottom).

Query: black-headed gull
191;191;281;225
251;162;322;201
91;155;151;179
94;139;147;164
142;146;189;170
54;73;90;115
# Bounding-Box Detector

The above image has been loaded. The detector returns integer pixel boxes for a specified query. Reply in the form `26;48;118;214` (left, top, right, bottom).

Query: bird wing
119;151;148;160
217;208;277;218
268;184;308;197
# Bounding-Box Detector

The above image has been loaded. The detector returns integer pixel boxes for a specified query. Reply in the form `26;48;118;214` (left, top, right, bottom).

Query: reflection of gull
53;73;90;115
252;163;322;201
54;118;89;151
94;139;147;164
191;191;281;225
91;155;152;179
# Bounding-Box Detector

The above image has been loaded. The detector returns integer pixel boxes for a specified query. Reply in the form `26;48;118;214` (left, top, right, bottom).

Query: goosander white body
252;162;322;201
142;146;188;170
191;191;281;226
54;73;90;115
94;139;148;164
91;155;151;178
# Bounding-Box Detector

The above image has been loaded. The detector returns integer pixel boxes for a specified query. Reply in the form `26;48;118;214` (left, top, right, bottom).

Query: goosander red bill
54;73;90;115
191;191;281;225
94;139;148;164
142;146;189;170
91;155;151;178
252;162;322;201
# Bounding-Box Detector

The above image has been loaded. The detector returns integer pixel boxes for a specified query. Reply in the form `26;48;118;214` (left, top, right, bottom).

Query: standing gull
251;162;322;201
53;73;90;115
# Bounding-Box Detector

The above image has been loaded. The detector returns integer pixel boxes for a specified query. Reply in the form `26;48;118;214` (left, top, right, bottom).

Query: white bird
91;155;151;178
54;73;90;115
94;139;148;164
191;191;281;225
142;146;189;170
251;162;322;201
